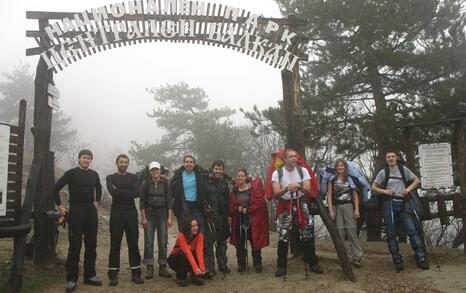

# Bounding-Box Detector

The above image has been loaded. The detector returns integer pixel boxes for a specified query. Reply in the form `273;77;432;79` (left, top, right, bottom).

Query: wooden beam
455;120;466;254
397;118;465;129
315;197;356;281
32;18;55;266
26;10;308;26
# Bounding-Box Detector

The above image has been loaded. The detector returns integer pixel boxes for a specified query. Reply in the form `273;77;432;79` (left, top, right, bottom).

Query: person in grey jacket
140;161;174;279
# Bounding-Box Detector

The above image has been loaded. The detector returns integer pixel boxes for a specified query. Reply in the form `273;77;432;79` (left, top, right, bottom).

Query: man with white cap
140;161;174;279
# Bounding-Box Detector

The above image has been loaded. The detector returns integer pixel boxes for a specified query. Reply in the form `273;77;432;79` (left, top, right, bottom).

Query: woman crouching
168;218;205;286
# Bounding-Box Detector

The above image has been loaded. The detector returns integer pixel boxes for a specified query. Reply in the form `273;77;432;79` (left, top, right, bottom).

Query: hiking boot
176;278;188;287
394;261;404;273
310;264;324;274
237;265;246;273
84;276;102;286
146;265;154;279
205;271;216;279
417;260;429;270
254;264;262;273
352;258;362;268
274;267;286;277
65;281;76;292
132;275;144;284
219;266;231;274
159;265;172;278
191;275;204;286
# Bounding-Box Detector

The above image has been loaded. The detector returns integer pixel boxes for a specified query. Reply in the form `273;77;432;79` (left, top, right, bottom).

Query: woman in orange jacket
167;218;205;286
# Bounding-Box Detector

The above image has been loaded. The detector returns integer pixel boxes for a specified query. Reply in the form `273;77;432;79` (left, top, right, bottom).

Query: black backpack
382;162;424;220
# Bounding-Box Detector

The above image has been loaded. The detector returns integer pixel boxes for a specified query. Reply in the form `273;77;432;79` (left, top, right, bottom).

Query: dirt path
42;210;466;293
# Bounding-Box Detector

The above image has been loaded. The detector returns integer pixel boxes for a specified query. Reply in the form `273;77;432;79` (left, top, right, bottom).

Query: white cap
149;161;161;170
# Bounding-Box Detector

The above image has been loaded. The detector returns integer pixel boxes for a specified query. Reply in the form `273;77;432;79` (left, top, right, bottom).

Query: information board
418;143;454;189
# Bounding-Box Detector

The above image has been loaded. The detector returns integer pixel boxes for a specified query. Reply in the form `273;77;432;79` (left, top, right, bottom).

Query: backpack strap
382;164;390;189
278;167;283;183
297;166;304;181
398;163;408;186
278;166;304;183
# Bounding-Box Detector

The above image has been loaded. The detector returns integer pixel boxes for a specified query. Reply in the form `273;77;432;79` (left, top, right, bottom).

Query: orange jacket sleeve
194;233;205;272
177;233;201;273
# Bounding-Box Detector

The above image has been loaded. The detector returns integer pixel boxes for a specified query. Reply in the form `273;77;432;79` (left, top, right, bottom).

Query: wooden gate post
281;17;354;281
32;18;55;265
455;120;466;255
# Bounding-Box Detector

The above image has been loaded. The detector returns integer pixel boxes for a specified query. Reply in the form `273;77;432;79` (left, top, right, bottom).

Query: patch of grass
0;240;65;293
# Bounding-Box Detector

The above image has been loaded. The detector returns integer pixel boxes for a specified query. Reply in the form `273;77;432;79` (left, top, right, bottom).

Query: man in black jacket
203;160;231;276
54;149;102;292
106;154;144;285
171;155;206;232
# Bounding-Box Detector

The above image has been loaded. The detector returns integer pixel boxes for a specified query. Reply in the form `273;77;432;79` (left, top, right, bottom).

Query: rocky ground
2;208;466;293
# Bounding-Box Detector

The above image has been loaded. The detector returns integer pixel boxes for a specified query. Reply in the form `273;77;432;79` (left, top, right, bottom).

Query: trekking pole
407;195;441;271
205;204;228;279
241;212;250;273
295;192;309;279
283;199;292;282
206;219;227;279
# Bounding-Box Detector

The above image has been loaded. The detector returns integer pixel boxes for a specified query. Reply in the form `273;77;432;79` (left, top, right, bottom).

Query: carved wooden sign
26;0;309;73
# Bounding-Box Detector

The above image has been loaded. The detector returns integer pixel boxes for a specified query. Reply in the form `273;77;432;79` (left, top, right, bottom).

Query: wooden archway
24;0;354;282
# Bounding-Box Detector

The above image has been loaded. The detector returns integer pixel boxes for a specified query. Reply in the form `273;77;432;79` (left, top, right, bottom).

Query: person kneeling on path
229;169;269;273
271;148;323;277
203;160;231;277
371;151;429;272
168;218;206;286
106;154;144;285
140;161;173;279
327;159;364;268
53;149;103;292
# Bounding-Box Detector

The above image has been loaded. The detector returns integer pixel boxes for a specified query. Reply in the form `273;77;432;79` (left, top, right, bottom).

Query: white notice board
0;124;10;216
418;143;454;189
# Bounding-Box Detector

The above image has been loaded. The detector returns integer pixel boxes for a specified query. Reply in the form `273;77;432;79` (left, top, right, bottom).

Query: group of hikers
53;147;429;292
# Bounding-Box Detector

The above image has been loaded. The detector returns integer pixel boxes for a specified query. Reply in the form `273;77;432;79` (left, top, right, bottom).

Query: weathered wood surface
32;18;56;266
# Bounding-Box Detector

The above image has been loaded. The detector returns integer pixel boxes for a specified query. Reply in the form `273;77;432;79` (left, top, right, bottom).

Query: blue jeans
382;200;425;264
143;207;168;266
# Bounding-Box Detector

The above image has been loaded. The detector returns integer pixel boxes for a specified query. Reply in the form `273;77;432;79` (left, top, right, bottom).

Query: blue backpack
318;161;370;203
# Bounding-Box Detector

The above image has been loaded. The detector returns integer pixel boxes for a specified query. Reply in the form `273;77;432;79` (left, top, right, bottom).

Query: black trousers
236;215;261;267
277;238;318;269
66;203;98;282
108;207;141;277
168;252;199;281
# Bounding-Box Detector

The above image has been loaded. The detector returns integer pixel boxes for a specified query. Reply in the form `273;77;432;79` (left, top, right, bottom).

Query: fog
0;0;285;172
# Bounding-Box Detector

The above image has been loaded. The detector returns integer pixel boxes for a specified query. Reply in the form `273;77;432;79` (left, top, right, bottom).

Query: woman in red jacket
229;169;269;273
167;218;205;286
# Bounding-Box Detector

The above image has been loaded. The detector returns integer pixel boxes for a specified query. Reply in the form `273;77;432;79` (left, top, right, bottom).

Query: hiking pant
333;203;363;260
382;200;425;264
276;200;318;269
204;223;228;272
143;207;168;266
178;201;205;233
168;252;199;281
108;207;141;278
66;203;98;282
235;217;261;268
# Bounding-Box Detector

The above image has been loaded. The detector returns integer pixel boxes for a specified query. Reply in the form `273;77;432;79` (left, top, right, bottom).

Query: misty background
0;0;285;175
